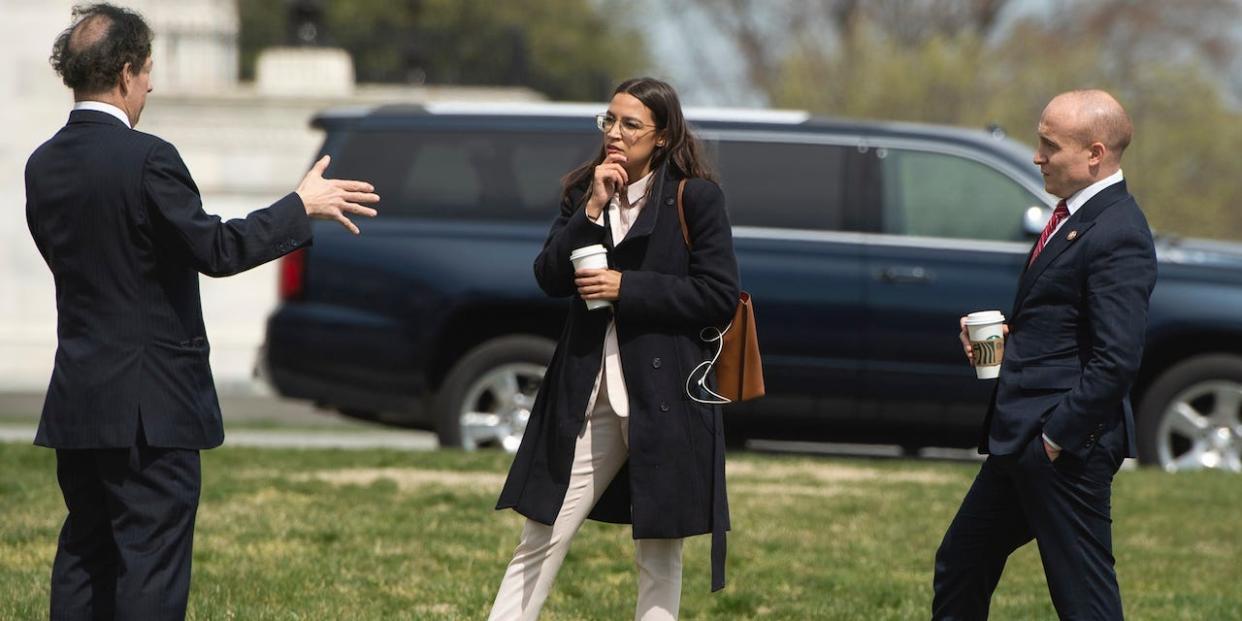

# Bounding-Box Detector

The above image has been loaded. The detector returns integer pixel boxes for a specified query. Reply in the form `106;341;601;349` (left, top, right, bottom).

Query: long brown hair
561;77;716;203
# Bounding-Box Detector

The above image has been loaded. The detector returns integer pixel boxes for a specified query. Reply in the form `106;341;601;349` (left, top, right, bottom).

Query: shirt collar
73;101;132;129
1064;169;1124;215
624;170;655;206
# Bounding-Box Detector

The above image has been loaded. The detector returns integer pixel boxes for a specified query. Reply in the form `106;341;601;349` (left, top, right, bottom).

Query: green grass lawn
1;445;1238;620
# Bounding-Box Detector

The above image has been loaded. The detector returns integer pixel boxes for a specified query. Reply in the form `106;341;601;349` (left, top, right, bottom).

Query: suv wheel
1137;354;1242;472
435;336;555;451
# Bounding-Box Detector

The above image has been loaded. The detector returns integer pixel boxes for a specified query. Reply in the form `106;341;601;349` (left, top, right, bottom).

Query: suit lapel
615;162;672;249
1011;180;1129;316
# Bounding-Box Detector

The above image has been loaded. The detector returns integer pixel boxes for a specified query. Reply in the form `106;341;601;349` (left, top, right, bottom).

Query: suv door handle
878;266;933;284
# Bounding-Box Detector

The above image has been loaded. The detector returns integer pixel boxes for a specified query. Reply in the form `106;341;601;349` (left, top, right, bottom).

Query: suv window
332;129;598;221
713;139;850;230
880;148;1039;242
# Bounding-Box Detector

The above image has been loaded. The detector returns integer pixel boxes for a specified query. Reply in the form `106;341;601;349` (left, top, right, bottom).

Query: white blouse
585;170;654;417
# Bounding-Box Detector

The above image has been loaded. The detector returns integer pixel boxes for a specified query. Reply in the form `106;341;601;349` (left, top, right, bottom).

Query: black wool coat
496;162;740;591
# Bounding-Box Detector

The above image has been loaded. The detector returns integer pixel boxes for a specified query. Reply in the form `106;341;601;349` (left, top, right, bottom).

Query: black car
262;102;1242;471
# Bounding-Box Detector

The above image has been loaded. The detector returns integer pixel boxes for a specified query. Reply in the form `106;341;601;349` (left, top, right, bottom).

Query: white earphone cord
685;321;735;405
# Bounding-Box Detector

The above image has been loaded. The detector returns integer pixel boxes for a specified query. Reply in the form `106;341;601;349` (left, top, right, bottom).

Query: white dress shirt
73;100;131;129
584;170;655;418
1051;169;1124;237
1041;168;1124;452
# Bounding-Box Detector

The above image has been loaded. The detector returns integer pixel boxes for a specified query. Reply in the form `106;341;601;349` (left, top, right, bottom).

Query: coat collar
612;161;679;250
1011;180;1130;315
67;109;130;128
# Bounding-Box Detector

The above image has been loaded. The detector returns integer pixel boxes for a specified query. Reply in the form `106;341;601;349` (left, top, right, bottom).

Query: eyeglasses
595;113;658;137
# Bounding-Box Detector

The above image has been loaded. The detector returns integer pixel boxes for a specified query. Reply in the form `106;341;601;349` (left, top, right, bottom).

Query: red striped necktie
1028;200;1070;267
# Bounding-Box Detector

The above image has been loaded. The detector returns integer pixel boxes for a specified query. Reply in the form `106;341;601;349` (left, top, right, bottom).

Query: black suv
262;102;1242;471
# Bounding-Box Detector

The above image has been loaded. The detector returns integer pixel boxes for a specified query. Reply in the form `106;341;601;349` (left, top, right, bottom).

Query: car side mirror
1022;205;1051;236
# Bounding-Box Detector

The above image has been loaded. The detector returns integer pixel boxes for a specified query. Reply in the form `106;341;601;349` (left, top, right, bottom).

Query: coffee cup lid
570;244;608;260
964;310;1006;325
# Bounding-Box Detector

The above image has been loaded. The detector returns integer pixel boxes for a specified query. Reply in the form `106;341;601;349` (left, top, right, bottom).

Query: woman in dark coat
489;77;740;620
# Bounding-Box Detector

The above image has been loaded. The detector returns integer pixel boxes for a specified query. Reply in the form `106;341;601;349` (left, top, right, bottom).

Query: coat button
652;357;662;369
659;402;670;412
665;197;674;206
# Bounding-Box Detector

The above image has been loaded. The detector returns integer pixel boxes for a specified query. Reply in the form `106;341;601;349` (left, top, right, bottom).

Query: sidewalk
0;392;438;451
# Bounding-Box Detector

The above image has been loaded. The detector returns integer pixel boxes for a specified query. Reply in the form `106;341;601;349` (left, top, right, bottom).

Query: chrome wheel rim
1155;380;1242;472
458;362;545;452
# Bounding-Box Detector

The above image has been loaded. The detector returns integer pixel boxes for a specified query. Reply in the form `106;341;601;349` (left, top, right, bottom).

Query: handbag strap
675;178;691;249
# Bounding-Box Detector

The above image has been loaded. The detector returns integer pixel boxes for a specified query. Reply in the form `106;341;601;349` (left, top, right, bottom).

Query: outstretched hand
296;155;380;235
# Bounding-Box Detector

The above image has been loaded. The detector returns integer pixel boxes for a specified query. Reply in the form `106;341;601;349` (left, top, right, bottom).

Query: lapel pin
1066;230;1079;241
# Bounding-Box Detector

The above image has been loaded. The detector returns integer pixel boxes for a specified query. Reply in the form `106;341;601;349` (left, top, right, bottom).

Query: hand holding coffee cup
958;314;1010;364
575;267;622;307
961;311;1007;379
570;245;614;310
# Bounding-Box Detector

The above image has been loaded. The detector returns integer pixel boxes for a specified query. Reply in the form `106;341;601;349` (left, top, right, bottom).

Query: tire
434;335;556;451
1136;354;1242;472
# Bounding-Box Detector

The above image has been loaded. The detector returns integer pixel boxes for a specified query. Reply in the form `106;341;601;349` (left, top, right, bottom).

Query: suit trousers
932;432;1125;620
50;431;201;621
489;377;683;621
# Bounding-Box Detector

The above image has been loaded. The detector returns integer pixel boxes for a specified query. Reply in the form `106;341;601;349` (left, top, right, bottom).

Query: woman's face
600;92;665;178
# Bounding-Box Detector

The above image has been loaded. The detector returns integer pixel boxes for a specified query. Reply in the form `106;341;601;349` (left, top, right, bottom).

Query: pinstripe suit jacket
25;110;312;449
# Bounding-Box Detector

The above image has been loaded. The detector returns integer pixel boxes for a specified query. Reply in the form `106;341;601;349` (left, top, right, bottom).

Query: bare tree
862;0;1010;45
1068;0;1240;85
674;0;1015;102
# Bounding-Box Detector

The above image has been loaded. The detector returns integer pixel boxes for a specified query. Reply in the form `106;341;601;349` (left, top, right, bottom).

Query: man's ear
118;62;133;96
1088;141;1107;166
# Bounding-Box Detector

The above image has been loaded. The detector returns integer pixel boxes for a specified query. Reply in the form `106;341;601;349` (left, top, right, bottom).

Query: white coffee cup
570;244;612;311
964;310;1006;379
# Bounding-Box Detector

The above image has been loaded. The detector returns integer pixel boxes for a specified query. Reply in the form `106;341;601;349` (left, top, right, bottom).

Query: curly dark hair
50;3;152;95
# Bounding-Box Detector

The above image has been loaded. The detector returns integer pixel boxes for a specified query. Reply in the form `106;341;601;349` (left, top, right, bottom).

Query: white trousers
488;382;683;621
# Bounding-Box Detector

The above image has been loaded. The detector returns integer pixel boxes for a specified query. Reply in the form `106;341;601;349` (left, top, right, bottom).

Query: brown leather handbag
675;179;765;403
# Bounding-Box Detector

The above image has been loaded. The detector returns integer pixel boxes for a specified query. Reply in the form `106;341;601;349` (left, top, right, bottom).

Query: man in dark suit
932;90;1157;620
25;4;379;619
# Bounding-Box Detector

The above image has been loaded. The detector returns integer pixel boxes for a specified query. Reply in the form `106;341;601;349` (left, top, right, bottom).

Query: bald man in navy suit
932;90;1157;620
26;4;379;618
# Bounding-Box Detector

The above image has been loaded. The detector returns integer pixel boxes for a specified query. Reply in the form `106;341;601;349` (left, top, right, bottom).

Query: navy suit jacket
980;180;1157;460
25;110;312;450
